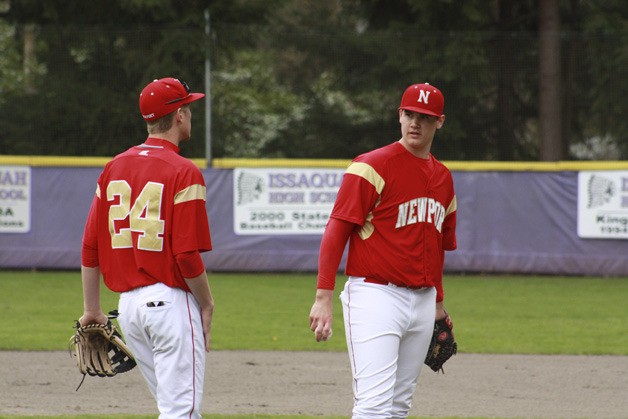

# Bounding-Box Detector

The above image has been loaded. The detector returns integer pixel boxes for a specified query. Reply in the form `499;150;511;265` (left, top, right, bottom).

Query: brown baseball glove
68;319;136;389
424;312;457;373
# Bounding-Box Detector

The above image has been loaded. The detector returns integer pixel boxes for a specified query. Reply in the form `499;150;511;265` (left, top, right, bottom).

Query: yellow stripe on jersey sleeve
174;184;207;204
446;195;457;216
345;162;385;194
358;212;376;240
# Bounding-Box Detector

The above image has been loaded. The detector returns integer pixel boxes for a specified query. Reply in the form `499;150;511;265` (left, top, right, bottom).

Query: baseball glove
68;319;136;389
424;312;457;373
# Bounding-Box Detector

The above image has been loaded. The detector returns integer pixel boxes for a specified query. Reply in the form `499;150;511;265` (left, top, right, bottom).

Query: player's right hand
309;289;334;342
79;311;108;327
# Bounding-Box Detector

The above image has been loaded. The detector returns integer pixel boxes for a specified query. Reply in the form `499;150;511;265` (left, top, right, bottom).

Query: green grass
444;274;628;354
0;271;627;354
2;271;624;419
0;271;344;352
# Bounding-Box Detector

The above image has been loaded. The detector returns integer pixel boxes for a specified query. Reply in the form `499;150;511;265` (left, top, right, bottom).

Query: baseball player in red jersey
309;83;457;418
80;77;215;419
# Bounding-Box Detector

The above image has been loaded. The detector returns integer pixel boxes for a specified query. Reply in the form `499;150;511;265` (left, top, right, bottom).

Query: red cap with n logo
398;83;444;117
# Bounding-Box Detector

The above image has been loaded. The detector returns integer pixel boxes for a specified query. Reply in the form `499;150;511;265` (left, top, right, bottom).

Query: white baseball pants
340;277;436;419
118;282;206;419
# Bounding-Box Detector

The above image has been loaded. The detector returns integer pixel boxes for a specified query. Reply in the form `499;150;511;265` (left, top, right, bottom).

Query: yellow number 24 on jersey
107;180;165;252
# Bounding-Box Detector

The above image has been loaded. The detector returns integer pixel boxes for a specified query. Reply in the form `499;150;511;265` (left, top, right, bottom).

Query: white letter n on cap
418;89;431;104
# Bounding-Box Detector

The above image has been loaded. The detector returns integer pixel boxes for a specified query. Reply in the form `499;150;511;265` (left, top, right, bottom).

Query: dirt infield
1;351;627;418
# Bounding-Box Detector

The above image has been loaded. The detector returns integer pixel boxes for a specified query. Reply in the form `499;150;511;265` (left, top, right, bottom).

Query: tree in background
0;0;626;161
564;0;628;160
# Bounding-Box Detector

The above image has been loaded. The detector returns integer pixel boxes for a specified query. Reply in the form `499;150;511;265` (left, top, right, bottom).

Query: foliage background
0;0;627;161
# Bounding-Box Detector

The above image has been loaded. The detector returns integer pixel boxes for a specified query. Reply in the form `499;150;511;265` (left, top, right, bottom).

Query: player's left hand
200;305;214;351
424;312;457;373
435;301;446;320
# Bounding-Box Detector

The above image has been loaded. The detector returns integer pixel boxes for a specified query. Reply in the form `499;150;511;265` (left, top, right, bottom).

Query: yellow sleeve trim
174;184;206;204
358;212;376;240
345;162;385;194
446;195;457;216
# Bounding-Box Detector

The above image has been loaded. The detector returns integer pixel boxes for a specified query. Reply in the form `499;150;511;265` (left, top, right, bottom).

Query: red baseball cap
398;83;444;117
139;77;205;122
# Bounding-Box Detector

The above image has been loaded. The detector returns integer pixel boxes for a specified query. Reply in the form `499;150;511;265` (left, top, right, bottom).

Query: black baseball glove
68;319;136;389
424;312;457;373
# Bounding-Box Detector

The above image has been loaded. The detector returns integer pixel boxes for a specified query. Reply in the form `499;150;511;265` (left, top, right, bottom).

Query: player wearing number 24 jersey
80;77;215;419
310;83;457;419
82;137;211;293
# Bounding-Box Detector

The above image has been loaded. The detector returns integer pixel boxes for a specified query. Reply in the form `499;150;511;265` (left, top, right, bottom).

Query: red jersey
82;137;212;293
331;141;456;299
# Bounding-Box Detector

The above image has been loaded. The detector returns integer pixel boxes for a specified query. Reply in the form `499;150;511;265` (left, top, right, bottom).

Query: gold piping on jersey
174;184;206;205
446;195;457;216
359;209;377;240
345;162;385;240
345;162;386;194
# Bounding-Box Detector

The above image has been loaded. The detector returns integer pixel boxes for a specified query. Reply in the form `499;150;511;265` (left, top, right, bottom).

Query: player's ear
175;108;185;123
436;114;445;129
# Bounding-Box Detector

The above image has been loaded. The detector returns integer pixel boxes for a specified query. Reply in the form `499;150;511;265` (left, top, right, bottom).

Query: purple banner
1;167;627;276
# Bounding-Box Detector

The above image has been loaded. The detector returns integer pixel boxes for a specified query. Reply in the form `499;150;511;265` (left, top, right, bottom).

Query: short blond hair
146;111;175;134
146;105;191;134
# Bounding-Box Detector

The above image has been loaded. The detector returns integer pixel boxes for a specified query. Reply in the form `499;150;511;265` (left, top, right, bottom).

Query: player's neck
147;132;181;148
398;139;432;159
